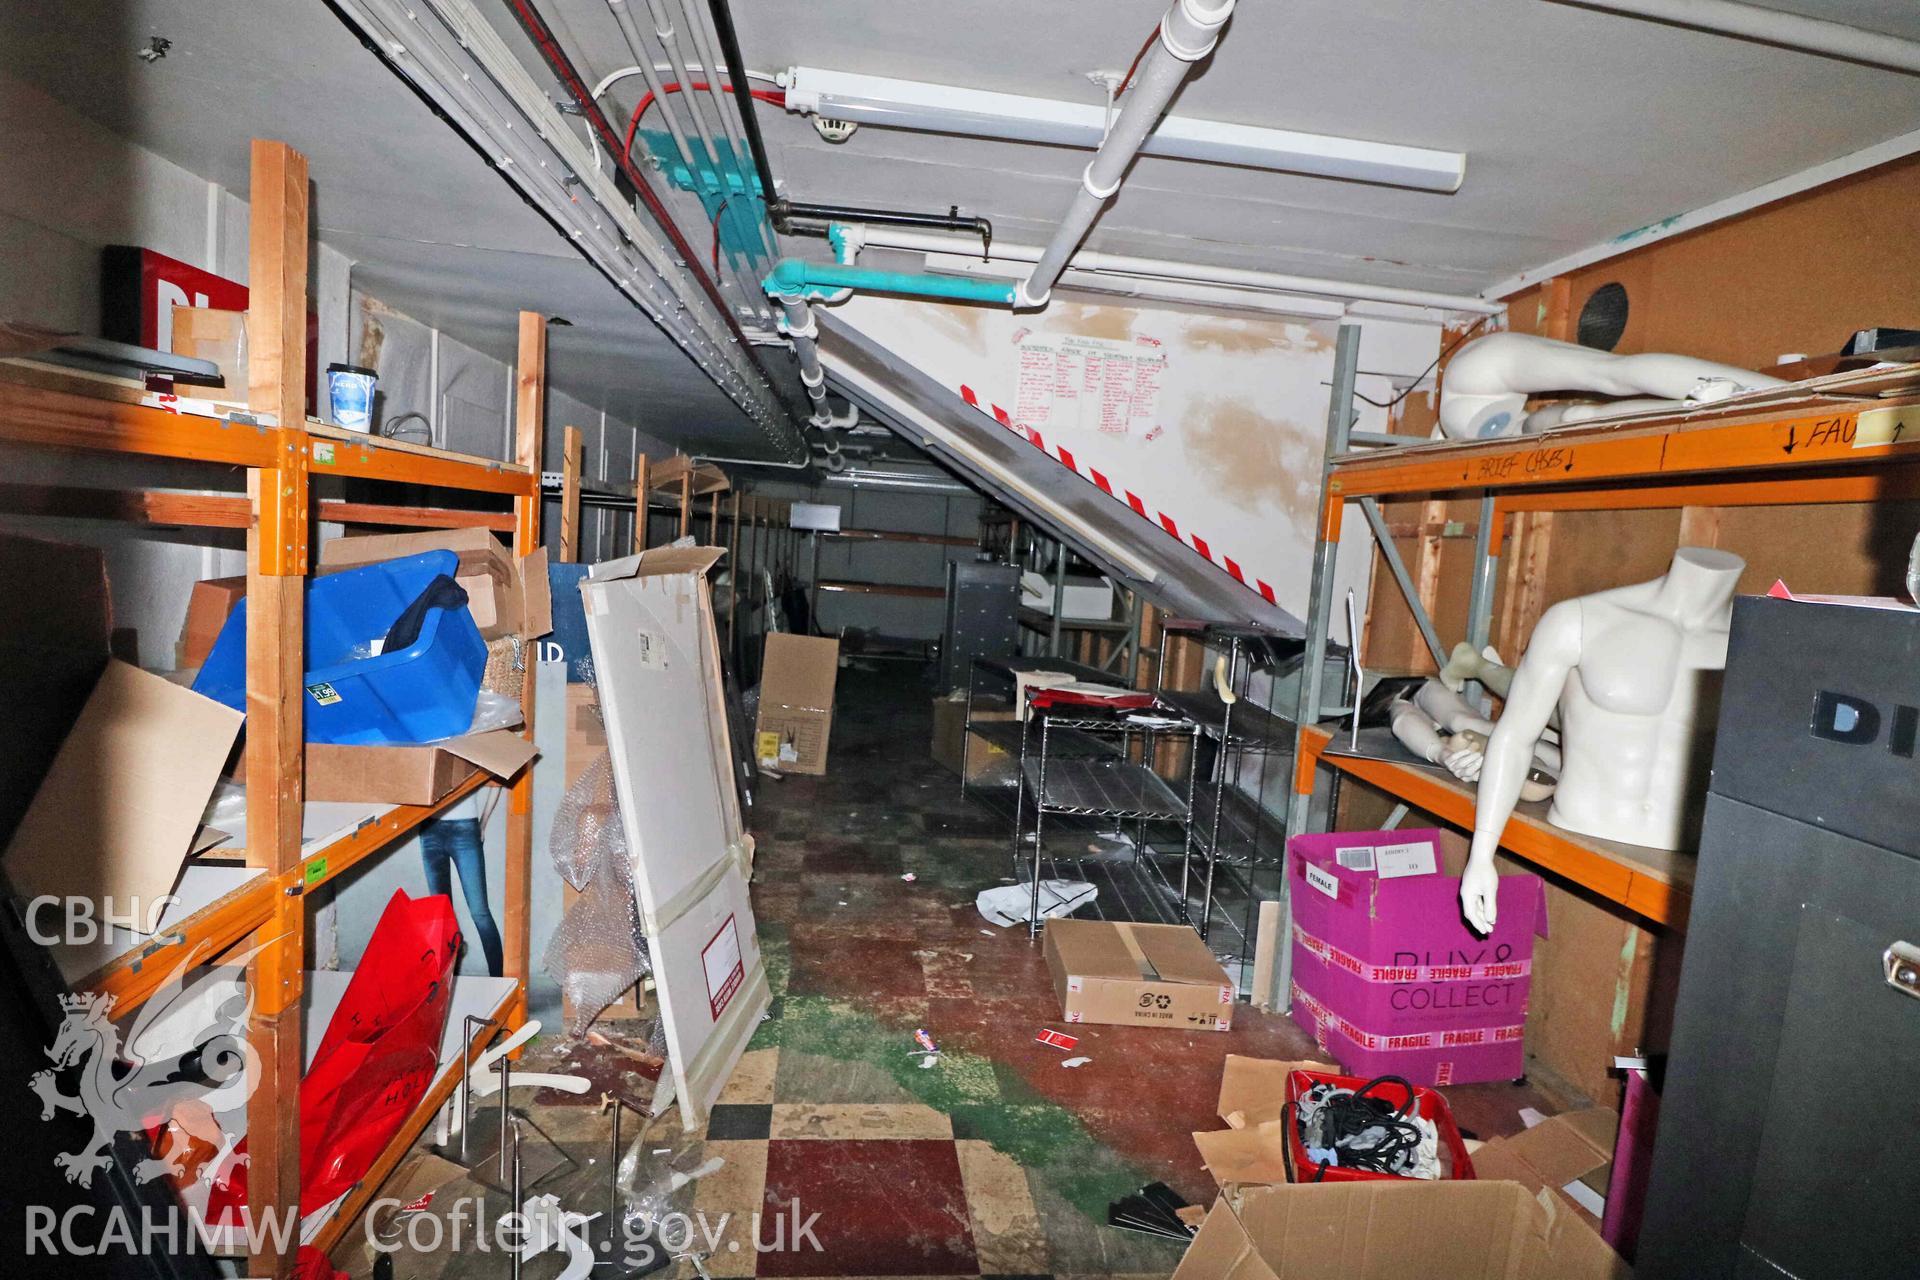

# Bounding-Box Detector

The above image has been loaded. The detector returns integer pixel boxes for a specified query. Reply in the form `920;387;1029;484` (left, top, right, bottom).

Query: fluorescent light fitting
784;67;1464;193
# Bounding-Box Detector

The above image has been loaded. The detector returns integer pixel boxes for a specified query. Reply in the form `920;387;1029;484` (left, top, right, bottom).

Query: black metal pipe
784;202;994;257
704;0;783;225
703;0;991;255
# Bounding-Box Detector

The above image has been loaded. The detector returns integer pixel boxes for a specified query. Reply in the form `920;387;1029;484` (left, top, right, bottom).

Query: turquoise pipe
764;258;1016;305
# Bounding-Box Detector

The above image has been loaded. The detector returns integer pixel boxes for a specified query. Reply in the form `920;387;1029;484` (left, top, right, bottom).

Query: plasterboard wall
827;292;1435;640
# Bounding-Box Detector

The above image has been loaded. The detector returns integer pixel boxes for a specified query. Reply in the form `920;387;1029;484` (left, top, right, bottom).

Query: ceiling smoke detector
812;117;858;144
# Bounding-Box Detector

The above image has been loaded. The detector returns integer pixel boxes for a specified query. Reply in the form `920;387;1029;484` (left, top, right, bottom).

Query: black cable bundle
1294;1075;1427;1181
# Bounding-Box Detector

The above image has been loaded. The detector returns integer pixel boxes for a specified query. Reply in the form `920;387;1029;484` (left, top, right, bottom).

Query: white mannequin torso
1547;579;1730;845
1461;547;1745;932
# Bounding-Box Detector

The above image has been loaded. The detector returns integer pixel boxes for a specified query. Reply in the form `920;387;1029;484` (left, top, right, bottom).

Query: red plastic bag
212;890;461;1219
300;888;460;1208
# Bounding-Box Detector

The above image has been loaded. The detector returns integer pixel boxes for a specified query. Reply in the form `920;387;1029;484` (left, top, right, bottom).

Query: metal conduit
1018;0;1235;308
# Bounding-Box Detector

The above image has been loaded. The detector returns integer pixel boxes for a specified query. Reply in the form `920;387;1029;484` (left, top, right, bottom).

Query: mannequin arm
1439;642;1514;699
1462;600;1581;933
1412;677;1494;737
1389;698;1448;764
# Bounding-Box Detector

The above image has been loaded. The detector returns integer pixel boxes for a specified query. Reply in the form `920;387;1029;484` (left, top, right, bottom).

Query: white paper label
1304;863;1341;900
1334;845;1376;871
1375;841;1439;879
634;629;665;669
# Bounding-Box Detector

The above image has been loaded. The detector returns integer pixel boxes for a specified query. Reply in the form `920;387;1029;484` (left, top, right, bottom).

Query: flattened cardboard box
755;633;839;775
1045;918;1234;1031
320;527;553;642
3;660;243;912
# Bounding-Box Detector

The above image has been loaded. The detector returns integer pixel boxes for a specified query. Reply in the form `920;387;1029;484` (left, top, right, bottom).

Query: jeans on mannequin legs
419;818;504;977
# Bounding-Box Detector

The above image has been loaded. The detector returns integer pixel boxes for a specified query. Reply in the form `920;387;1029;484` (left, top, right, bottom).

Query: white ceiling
533;0;1920;295
10;0;1920;463
0;0;782;453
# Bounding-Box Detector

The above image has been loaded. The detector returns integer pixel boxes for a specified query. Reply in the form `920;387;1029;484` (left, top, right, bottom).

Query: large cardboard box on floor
755;633;839;775
1288;828;1547;1086
1045;918;1235;1031
930;694;1020;782
1171;1179;1626;1280
1185;1055;1626;1279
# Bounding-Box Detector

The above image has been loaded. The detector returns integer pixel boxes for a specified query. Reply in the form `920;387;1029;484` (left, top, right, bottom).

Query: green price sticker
304;856;328;887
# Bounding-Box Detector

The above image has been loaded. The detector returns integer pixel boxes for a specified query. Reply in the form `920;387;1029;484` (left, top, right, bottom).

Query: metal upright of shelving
0;140;545;1279
1282;324;1920;1012
1152;621;1297;962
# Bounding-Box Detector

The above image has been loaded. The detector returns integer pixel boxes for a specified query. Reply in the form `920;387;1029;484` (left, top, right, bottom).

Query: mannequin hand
1441;743;1484;782
1460;859;1500;935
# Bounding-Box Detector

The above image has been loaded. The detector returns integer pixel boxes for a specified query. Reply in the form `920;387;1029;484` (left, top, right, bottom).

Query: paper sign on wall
1013;332;1166;436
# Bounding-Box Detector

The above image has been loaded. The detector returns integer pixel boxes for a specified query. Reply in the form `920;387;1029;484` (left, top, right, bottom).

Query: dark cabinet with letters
1639;596;1920;1279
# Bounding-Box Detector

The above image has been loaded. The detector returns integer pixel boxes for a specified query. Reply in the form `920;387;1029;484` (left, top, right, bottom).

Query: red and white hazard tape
1293;924;1533;984
1292;984;1525;1054
959;383;1276;606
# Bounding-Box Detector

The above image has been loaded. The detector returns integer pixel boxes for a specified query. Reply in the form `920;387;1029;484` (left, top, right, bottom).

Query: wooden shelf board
1300;724;1693;928
1330;367;1920;500
648;455;729;495
75;770;499;1014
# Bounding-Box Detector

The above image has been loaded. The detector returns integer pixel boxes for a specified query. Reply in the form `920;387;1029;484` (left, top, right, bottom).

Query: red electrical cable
624;82;788;162
1118;27;1158;96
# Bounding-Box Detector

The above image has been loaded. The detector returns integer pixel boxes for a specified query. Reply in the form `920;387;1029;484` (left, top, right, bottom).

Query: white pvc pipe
860;226;1505;315
777;293;833;426
605;0;698;170
1572;0;1920;75
1017;0;1236;308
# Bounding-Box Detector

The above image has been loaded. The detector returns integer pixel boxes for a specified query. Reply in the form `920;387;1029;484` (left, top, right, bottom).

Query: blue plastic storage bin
192;549;487;745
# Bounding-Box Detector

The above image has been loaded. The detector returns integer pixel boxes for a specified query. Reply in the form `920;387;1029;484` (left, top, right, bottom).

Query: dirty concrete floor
349;664;1557;1280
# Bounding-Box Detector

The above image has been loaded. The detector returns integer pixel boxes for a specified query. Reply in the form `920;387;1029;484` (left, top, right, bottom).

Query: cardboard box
3;661;243;911
169;305;247;391
754;634;840;775
176;575;247;670
1179;1055;1628;1280
320;528;552;643
1288;829;1547;1086
564;683;609;791
1473;1108;1619;1227
1171;1180;1626;1280
1194;1056;1617;1206
931;694;967;772
932;695;1023;782
304;729;535;805
1044;918;1235;1031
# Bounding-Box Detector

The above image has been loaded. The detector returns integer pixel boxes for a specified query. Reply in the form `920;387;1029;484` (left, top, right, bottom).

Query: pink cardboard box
1287;828;1547;1086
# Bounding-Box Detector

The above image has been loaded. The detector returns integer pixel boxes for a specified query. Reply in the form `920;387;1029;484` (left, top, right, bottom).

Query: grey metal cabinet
1639;596;1920;1280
